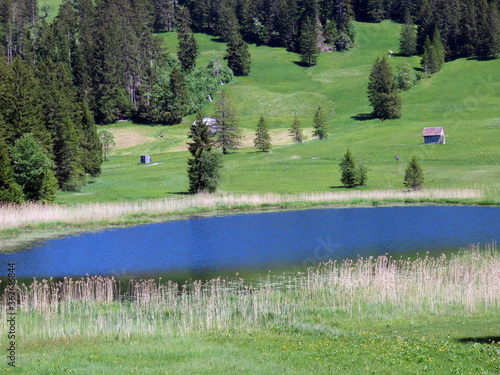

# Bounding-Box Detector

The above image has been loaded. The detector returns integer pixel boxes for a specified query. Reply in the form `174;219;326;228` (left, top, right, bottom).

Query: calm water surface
1;206;499;281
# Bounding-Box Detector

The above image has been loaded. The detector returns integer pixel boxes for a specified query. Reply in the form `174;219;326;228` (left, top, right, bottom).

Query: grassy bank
1;244;499;373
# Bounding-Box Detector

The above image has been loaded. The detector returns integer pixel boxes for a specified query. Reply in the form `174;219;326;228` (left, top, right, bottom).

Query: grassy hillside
56;21;500;204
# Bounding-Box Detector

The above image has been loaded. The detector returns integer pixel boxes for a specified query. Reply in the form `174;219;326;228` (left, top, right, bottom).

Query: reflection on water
1;206;498;281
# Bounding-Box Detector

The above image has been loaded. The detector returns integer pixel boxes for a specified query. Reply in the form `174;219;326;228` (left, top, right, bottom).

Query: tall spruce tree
421;29;445;74
404;156;424;190
187;112;222;193
289;114;304;143
367;56;402;120
339;148;359;188
177;8;198;72
254;115;272;152
167;67;188;124
299;16;320;66
213;91;241;154
312;106;328;139
80;99;103;177
399;21;417;56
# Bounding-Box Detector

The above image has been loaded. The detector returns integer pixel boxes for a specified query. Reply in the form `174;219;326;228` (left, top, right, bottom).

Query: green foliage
185;59;233;115
187;113;221;193
12;133;58;202
394;61;421;91
367;56;402;120
213;91;242;154
404;156;425;190
254;115;272;152
225;36;251;76
312;106;328;140
289;115;304;144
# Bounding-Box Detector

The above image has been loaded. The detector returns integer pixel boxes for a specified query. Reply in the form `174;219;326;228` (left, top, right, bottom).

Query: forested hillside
0;0;499;202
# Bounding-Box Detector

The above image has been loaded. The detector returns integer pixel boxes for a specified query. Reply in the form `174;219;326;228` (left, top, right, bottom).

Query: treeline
358;0;500;59
183;0;357;54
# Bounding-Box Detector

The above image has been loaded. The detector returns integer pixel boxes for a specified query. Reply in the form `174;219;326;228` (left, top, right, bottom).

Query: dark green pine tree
0;136;23;203
399;20;417;56
339;148;358;188
367;56;402;120
404;156;424;190
167;67;188;124
367;0;385;22
213;91;242;154
289;114;304;143
225;34;251;76
187;112;222;194
12;133;58;202
177;8;198;72
420;29;444;74
154;0;175;32
37;60;85;191
80;99;103;177
312;106;328;139
254;115;272;152
299;16;320;67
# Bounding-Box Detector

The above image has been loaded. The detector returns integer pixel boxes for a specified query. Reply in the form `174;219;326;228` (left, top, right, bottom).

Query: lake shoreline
1;188;496;253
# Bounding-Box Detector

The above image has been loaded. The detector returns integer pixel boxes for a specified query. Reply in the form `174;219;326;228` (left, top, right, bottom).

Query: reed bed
1;244;498;341
0;189;482;231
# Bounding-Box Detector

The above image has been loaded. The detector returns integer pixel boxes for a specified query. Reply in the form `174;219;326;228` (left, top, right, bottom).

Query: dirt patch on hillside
109;127;156;150
171;129;314;152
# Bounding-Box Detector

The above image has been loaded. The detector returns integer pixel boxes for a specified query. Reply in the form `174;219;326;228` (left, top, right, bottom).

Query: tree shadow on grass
455;336;500;345
351;113;376;121
330;185;346;189
170;191;192;196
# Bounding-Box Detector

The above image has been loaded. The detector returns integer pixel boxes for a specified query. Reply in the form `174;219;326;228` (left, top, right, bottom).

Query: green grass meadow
57;21;500;204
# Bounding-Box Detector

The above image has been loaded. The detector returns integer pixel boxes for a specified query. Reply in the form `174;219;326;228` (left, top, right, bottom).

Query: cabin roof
422;127;445;137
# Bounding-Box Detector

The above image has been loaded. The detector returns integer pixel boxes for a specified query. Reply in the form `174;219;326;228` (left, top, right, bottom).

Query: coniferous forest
0;0;499;201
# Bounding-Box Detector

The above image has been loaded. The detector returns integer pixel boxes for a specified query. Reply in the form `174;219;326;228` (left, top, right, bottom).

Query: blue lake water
1;206;499;281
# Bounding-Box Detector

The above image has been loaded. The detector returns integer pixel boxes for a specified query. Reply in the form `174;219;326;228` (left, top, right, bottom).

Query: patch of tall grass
1;243;497;341
0;189;482;231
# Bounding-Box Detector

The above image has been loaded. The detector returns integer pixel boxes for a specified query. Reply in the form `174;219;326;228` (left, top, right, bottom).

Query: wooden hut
422;127;446;144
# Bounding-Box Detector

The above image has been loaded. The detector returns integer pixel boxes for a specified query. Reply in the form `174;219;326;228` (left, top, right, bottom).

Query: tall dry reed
0;244;498;340
0;189;482;231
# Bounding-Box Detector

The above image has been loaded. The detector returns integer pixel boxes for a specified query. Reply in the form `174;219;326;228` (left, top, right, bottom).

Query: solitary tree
12;133;58;202
254;115;272;152
404;156;424;190
187;113;222;193
367;56;402;120
339;148;359;188
312;106;328;139
98;130;115;162
213;91;241;154
289;115;304;143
